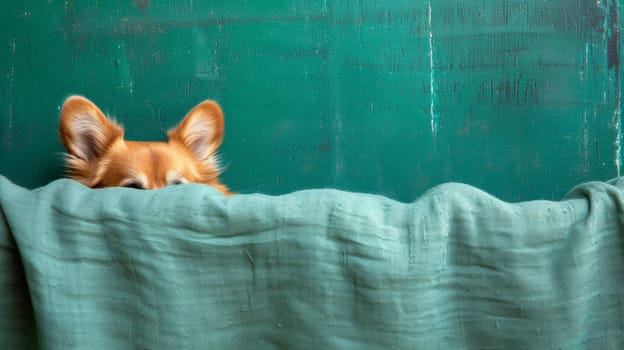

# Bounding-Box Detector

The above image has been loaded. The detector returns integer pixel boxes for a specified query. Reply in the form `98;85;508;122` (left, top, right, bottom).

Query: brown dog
59;95;230;194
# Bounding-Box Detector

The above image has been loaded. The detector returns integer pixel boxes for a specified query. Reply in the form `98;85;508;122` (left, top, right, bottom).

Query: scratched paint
604;0;622;176
427;0;438;138
0;0;622;202
114;43;134;94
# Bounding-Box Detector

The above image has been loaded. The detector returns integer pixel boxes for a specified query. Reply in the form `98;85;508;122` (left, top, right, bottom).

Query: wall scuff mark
606;0;622;175
427;0;438;139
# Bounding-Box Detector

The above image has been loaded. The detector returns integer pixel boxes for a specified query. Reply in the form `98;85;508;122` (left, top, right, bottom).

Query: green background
1;1;622;202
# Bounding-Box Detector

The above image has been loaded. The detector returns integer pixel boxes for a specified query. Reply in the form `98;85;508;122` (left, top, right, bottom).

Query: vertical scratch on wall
6;65;16;147
615;87;622;177
115;43;134;94
583;42;592;176
427;0;438;138
4;38;17;147
7;103;13;145
333;110;345;184
324;4;344;186
598;0;622;175
583;43;590;81
357;0;364;47
583;110;589;175
605;0;622;176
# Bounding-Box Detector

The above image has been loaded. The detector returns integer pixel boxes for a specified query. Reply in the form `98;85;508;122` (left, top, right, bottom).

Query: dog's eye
123;182;144;190
170;177;188;186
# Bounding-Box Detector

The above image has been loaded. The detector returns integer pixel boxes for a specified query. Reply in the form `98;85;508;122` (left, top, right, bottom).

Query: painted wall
1;1;622;202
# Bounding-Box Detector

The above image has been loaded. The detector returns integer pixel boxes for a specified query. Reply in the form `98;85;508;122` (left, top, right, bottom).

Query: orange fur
59;95;231;195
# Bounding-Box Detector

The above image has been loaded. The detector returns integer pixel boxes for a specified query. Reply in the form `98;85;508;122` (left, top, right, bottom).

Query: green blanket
1;176;623;349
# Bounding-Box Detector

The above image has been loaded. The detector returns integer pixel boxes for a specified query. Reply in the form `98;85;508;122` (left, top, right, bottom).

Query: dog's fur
59;95;230;194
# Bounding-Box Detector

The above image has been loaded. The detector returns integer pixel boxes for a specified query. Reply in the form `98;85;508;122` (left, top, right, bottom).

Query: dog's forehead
107;142;191;186
124;141;179;159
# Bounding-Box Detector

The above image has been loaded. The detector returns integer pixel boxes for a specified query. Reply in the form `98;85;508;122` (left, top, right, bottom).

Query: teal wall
1;1;622;202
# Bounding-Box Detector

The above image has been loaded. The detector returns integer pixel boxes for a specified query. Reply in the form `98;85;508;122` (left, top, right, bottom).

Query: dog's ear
59;96;124;162
168;100;224;160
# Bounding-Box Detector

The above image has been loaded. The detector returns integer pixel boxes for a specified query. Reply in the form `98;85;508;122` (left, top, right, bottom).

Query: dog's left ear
168;100;224;160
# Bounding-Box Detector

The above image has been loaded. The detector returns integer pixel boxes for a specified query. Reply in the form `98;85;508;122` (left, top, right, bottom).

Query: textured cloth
0;176;623;349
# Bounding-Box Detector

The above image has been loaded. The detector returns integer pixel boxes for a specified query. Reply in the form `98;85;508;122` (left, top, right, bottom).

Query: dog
59;95;231;195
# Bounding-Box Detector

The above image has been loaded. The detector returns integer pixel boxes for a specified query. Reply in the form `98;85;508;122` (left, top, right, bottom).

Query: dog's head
59;95;230;194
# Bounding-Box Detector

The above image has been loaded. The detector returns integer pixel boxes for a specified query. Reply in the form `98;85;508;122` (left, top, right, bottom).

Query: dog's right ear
59;96;124;162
